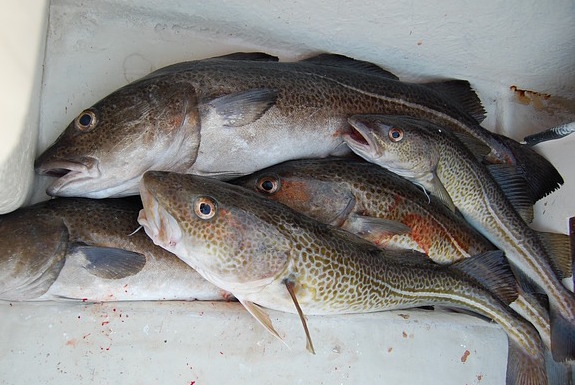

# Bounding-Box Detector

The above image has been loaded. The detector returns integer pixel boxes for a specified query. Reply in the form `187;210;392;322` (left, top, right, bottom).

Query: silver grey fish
34;52;561;201
137;170;548;385
0;197;229;302
344;114;575;362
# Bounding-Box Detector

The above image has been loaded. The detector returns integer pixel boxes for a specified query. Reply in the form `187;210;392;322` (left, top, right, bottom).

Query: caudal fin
506;339;548;385
493;133;563;201
550;304;575;362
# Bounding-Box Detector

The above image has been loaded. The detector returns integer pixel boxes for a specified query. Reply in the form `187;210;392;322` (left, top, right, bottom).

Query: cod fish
137;171;548;385
233;158;556;350
0;197;228;302
344;114;575;362
35;52;561;201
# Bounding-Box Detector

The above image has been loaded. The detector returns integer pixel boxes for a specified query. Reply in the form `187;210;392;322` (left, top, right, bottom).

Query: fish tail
544;349;574;385
549;302;575;362
493;133;563;201
506;339;548;385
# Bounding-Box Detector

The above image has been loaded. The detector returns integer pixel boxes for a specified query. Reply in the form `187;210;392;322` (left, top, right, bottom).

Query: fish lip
137;177;183;253
35;157;101;197
343;117;382;158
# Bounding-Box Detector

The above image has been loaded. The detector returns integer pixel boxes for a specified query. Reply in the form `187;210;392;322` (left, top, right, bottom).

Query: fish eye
194;197;217;219
388;127;404;142
74;110;98;131
256;176;280;194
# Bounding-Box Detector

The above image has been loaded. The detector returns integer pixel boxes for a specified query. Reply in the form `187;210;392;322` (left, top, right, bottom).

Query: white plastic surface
1;1;575;384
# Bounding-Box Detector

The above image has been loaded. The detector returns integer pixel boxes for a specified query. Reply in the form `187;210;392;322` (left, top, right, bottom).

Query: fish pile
3;52;574;384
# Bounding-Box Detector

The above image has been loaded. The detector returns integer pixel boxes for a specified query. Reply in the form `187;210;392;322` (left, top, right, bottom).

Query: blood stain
461;350;471;363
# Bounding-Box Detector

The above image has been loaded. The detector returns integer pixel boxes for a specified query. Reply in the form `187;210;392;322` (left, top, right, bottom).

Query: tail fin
550;305;575;362
544;350;574;385
493;133;563;201
506;339;548;385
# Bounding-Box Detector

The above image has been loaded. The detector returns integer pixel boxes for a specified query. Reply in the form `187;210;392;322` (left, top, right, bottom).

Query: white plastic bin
1;1;574;384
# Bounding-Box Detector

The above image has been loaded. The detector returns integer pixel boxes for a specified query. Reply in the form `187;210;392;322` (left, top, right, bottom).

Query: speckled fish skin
233;158;496;262
344;114;575;362
137;171;546;369
232;158;554;350
34;52;557;199
0;197;228;302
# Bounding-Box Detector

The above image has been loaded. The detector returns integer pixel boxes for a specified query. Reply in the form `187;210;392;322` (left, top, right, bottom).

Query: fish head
35;77;201;198
137;171;292;293
232;159;356;226
344;114;440;180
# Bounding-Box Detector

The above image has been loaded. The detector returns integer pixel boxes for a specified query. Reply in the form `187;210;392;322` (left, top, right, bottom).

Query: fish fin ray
506;339;548;385
452;131;492;160
492;133;563;201
284;279;315;354
300;53;399;80
536;231;572;282
210;52;279;62
451;250;518;304
346;214;411;237
487;164;535;223
427;176;456;213
73;245;147;279
239;298;288;348
544;349;574;385
549;304;575;362
208;89;278;127
422;80;486;123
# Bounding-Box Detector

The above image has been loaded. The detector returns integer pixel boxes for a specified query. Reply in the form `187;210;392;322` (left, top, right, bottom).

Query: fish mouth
35;157;103;197
343;117;382;158
137;179;183;254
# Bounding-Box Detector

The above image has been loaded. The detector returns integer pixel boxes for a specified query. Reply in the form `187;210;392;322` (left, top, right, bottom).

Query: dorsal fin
537;231;572;284
486;164;535;223
452;131;491;161
422;80;486;123
211;52;279;62
300;53;399;80
450;250;518;304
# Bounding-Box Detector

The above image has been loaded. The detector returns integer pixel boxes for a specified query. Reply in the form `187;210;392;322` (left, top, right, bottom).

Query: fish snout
138;173;184;253
35;157;101;197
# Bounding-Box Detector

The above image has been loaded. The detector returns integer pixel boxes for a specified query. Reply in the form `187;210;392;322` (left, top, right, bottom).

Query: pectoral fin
285;279;315;354
208;89;278;127
424;174;456;213
239;298;287;347
72;245;147;279
344;214;411;246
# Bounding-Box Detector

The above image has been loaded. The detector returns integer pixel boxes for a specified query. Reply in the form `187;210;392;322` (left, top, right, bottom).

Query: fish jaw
137;179;184;258
138;171;291;295
343;116;384;162
35;155;147;198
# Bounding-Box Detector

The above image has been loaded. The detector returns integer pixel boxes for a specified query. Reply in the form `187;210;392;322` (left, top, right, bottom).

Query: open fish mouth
137;180;183;254
343;117;381;157
34;157;102;197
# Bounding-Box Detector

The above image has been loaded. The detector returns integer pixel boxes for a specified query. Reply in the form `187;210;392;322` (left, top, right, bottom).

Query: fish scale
344;114;575;364
137;171;547;385
35;53;560;201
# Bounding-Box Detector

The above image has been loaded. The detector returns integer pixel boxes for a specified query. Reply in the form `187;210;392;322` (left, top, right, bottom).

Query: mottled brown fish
137;171;548;385
35;52;560;201
232;158;554;350
0;197;229;302
344;114;575;362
